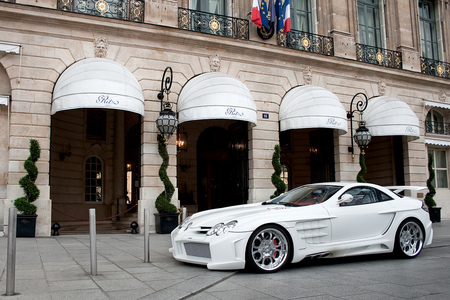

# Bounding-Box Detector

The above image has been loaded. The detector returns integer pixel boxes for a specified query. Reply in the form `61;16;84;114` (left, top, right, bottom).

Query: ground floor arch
177;120;249;214
50;109;142;231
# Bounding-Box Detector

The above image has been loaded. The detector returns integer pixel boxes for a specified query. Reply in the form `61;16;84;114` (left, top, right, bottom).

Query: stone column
329;0;357;60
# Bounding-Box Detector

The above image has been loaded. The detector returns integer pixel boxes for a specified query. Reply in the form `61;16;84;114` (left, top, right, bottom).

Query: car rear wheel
246;225;290;272
395;219;424;258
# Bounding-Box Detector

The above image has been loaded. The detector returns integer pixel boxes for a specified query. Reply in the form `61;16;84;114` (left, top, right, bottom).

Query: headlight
206;220;238;236
178;216;193;231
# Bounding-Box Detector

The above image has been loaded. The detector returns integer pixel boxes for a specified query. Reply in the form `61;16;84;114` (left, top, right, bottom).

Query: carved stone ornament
94;37;108;58
209;54;221;72
303;66;312;85
378;79;386;96
439;90;447;102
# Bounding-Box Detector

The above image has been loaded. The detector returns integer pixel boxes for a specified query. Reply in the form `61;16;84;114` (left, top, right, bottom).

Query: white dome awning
52;58;145;116
177;72;257;125
364;96;420;140
279;85;347;134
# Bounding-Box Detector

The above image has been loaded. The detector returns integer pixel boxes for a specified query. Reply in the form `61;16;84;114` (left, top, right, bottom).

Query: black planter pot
16;214;37;237
154;213;180;234
429;207;441;223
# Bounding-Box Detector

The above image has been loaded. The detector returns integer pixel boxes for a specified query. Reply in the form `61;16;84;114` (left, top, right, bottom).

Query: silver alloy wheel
398;221;424;257
250;227;289;271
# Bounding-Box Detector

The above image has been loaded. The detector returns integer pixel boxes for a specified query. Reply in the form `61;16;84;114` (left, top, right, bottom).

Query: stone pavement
0;220;449;300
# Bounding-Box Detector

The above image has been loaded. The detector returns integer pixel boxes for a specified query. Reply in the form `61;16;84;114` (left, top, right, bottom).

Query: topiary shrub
424;153;437;208
155;135;178;214
14;139;40;215
356;152;367;183
270;144;287;199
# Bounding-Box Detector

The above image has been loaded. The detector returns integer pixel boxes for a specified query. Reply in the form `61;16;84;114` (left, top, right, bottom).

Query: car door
324;186;396;242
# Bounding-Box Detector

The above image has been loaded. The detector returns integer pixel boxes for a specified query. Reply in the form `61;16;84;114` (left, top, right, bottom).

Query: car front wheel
394;219;424;258
246;225;290;272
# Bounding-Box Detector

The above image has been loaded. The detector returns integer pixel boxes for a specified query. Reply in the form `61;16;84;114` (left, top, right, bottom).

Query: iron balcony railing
421;57;450;79
57;0;145;22
281;29;334;56
425;120;450;135
178;8;249;40
356;44;402;69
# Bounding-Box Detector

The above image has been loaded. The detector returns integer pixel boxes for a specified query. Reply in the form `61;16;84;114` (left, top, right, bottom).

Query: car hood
187;203;326;229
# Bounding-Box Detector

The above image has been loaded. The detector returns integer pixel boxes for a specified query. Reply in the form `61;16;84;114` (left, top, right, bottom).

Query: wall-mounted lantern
156;67;178;142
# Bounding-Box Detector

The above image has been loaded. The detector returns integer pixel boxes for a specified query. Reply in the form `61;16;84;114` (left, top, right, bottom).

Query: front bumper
170;227;252;270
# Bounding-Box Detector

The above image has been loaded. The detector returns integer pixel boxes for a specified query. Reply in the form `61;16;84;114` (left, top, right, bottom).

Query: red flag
251;0;262;28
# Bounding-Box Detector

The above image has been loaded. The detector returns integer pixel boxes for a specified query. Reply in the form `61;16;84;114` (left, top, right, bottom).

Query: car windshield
266;185;343;206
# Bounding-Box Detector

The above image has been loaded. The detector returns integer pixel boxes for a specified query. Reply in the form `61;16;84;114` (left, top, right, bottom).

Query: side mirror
338;194;353;204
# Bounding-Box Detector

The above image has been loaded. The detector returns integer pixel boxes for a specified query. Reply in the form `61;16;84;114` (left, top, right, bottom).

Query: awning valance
0;95;9;106
52;58;145;116
425;100;450;110
364;96;420;140
177;72;257;125
0;42;20;54
279;85;347;134
425;138;450;147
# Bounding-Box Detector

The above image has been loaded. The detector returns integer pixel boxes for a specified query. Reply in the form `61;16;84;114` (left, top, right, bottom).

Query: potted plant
270;144;287;199
425;153;441;222
14;139;40;237
154;135;179;234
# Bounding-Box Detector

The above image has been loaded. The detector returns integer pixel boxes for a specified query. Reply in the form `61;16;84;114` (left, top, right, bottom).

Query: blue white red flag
251;0;262;28
283;0;291;33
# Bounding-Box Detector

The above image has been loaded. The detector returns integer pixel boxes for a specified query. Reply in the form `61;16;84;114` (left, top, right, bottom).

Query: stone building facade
0;0;449;236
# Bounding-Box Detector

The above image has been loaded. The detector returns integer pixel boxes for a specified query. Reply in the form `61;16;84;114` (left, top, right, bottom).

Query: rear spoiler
384;186;427;199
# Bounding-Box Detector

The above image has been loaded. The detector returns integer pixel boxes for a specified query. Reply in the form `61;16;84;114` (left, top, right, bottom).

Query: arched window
85;156;103;202
426;110;444;134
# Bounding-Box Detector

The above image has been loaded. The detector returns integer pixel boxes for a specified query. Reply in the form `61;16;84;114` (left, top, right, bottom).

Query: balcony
425;120;450;135
178;8;249;40
281;30;334;56
421;57;450;79
356;44;402;69
57;0;144;22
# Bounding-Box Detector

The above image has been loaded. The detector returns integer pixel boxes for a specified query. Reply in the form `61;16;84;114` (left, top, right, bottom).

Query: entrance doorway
196;122;249;211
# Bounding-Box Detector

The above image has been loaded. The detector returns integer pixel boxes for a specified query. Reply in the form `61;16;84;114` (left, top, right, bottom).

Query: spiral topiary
14;139;40;215
424;153;437;208
270;144;287;199
155;135;178;214
356;152;367;183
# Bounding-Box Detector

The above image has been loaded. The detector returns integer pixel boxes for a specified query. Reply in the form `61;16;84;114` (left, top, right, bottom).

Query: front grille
184;242;211;258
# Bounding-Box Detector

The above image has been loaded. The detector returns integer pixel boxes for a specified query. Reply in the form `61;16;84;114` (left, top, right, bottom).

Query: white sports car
170;182;433;272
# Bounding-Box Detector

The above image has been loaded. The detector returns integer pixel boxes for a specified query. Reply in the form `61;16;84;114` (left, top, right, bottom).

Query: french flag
283;0;291;33
251;0;262;28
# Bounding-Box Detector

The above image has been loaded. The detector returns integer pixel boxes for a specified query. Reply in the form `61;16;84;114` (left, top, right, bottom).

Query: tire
394;219;424;258
245;225;291;272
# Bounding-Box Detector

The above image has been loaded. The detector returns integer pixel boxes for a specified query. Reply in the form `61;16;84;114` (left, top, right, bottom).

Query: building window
419;0;439;60
85;156;103;202
426;110;445;134
86;110;107;141
357;0;382;47
291;0;312;32
190;0;229;15
429;149;448;189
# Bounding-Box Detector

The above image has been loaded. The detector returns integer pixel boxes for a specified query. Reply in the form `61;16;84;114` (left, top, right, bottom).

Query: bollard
89;208;97;276
6;207;17;296
144;208;150;263
182;207;187;221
